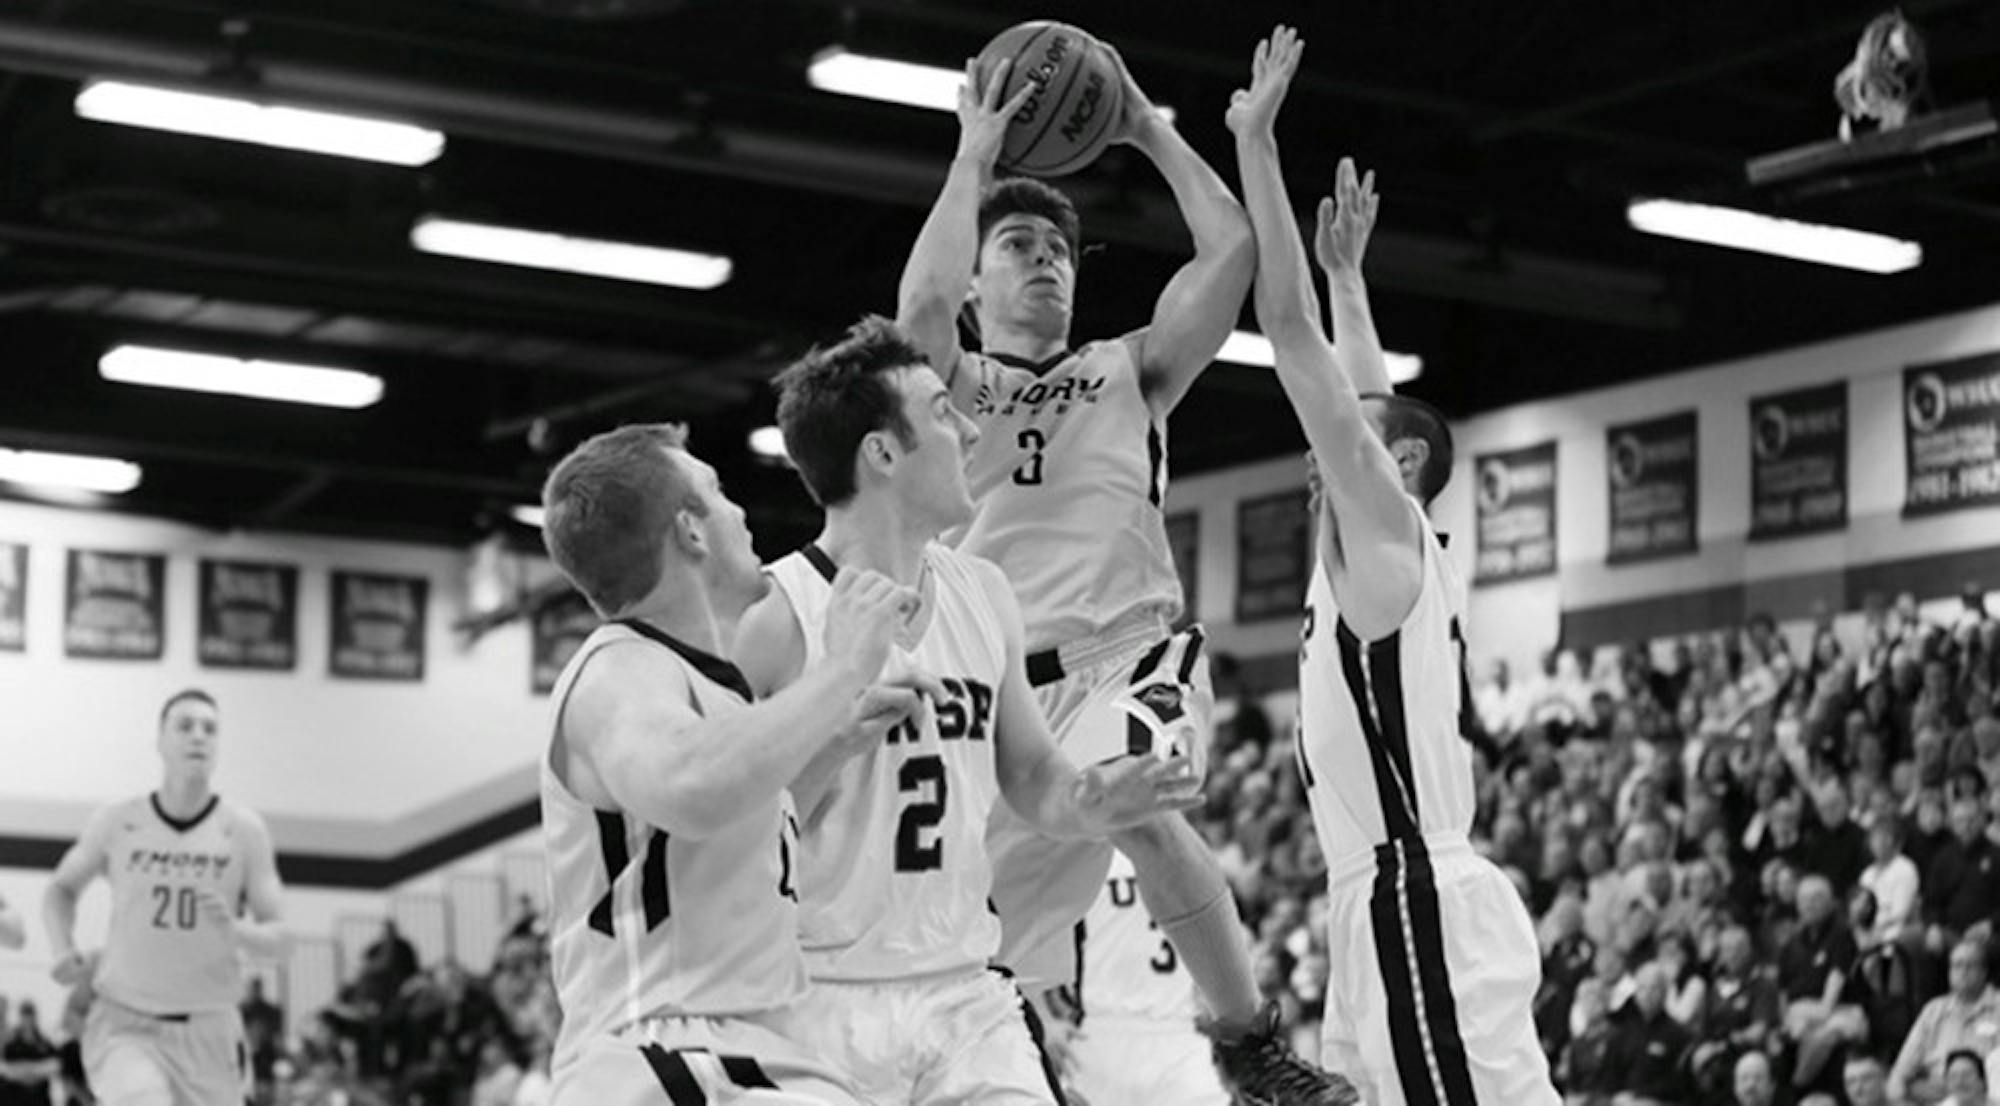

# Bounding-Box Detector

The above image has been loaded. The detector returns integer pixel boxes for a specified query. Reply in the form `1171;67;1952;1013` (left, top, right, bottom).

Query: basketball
975;21;1124;178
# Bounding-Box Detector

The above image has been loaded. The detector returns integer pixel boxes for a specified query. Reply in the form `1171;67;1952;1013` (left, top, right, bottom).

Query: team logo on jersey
996;375;1107;417
125;850;233;878
883;676;995;745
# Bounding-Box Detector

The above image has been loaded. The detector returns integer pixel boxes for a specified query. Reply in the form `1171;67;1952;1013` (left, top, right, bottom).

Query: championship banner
1749;382;1847;539
329;571;428;680
1164;510;1200;626
1904;351;2000;516
531;590;599;695
0;541;24;652
1473;440;1557;585
1606;410;1698;564
198;559;299;670
1235;489;1311;623
64;549;166;659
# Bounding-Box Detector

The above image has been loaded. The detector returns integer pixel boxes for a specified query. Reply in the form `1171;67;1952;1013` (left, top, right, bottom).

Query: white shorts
84;1000;246;1106
1319;834;1559;1106
988;624;1212;992
554;1007;861;1106
791;969;1062;1106
1069;1018;1227;1106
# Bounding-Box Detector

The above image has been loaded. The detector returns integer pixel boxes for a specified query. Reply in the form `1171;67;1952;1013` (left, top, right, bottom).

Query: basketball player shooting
734;316;1203;1105
897;39;1353;1106
1228;27;1559;1106
42;690;286;1106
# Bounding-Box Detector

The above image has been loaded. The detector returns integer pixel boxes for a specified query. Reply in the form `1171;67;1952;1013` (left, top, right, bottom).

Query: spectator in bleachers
1942;1049;1990;1106
0;999;58;1106
1803;778;1870;891
1889;939;2000;1104
1606;962;1693;1104
1557;978;1617;1106
469;1040;522;1106
1861;812;1922;944
1843;1053;1891;1106
1731;1050;1779;1106
1923;794;2000;950
362;920;420;1004
1691;923;1781;1101
243;976;285;1102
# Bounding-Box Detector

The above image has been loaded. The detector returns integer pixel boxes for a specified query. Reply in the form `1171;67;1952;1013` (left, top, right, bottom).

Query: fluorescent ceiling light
101;345;384;409
0;448;141;494
748;425;789;461
808;45;1175;123
510;504;546;528
75;80;444;167
412;216;732;290
1218;330;1422;384
1626;197;1921;274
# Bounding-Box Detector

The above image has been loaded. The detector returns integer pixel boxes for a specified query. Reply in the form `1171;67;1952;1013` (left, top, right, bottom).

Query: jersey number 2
151;886;197;930
895;755;948;872
1012;429;1047;486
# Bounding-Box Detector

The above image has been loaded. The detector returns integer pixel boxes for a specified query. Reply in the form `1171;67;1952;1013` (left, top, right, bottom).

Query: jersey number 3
1012;429;1047;486
895;755;948;872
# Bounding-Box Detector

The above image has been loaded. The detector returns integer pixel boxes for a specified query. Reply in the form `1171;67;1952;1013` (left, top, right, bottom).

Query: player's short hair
159;688;216;727
773;315;928;508
541;423;704;618
978;178;1081;263
1360;393;1455;505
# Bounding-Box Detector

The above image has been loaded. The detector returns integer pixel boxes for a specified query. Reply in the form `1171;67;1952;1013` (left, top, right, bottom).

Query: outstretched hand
1225;25;1304;138
1314;157;1379;275
1101;43;1166;148
1076;752;1204;834
956;57;1036;167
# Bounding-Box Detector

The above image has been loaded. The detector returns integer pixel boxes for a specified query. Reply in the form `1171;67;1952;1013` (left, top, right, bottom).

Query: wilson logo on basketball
1012;33;1077;126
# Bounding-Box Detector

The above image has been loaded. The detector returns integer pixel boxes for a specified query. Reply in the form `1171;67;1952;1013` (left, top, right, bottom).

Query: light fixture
0;448;142;494
101;345;384;409
807;46;1175;124
1626;197;1921;274
510;504;546;528
1217;330;1422;384
748;425;789;461
74;80;444;167
411;216;733;290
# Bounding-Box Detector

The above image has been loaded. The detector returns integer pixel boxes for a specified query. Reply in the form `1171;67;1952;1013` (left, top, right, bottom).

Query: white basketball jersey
541;622;806;1073
95;795;251;1014
1077;850;1199;1025
765;543;1007;981
952;342;1183;653
1297;503;1479;872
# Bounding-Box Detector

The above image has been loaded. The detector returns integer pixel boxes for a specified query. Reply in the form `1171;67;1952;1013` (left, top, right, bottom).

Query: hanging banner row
0;548;429;679
1473;351;1999;586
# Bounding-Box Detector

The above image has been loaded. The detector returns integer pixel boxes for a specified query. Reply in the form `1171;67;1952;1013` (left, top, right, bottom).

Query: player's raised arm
43;804;114;983
1108;49;1256;418
897;60;1033;408
1227;27;1420;640
1313;158;1395;396
568;566;925;840
975;560;1202;838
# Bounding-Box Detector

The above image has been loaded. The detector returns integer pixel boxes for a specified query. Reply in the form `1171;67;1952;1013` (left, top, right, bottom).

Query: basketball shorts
987;623;1212;993
790;969;1064;1106
554;1007;862;1106
84;999;246;1106
1069;1018;1228;1106
1319;833;1559;1106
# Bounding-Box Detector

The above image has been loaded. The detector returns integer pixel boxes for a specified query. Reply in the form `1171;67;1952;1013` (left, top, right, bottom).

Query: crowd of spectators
1203;586;2000;1106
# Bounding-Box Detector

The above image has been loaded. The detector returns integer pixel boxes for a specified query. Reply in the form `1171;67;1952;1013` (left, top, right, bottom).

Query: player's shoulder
88;796;148;836
218;800;275;847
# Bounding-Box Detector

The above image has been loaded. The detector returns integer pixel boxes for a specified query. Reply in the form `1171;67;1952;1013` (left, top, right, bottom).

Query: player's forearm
1325;269;1394;395
1235;132;1324;347
41;883;79;957
1136;119;1251;259
233;918;287;961
0;908;24;950
897;156;988;350
999;747;1107;841
638;659;872;838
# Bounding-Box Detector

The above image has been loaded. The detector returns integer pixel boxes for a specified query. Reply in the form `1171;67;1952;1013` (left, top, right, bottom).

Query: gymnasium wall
1165;301;2000;679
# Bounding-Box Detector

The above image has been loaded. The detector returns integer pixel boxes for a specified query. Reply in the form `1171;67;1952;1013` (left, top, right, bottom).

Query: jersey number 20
151;886;198;930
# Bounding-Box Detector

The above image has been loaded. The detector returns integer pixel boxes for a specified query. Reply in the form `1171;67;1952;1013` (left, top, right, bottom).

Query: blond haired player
897;47;1351;1106
43;689;286;1106
1228;27;1557;1106
736;316;1202;1106
538;422;932;1106
1065;849;1230;1106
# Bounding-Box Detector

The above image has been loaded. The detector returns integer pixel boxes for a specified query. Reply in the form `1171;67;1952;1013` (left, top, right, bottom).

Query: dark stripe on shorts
1368;845;1438;1106
1405;841;1478;1105
639;1044;707;1106
588;811;629;937
1335;622;1418;840
640;828;671;929
1073;919;1088;1026
1008;977;1072;1106
719;1055;778;1090
1130;637;1173;683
